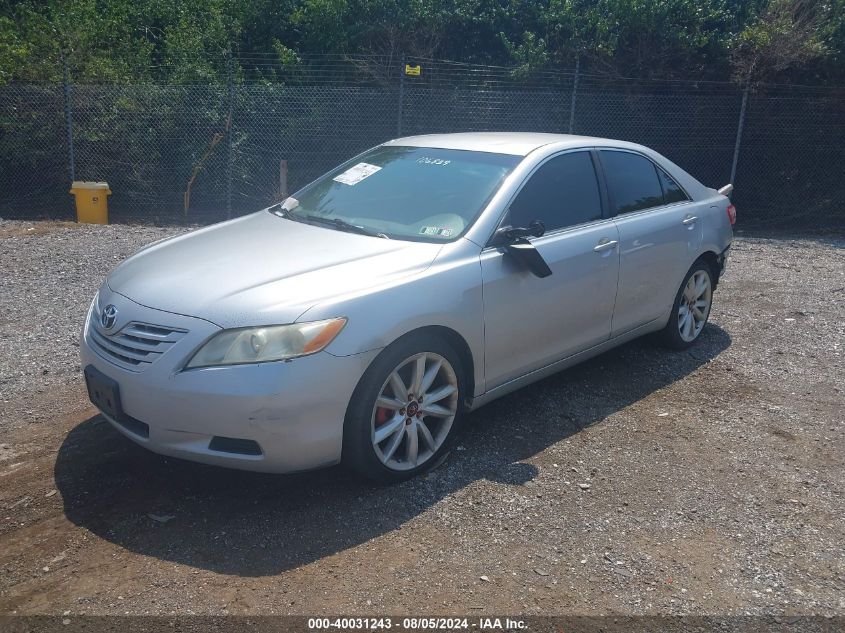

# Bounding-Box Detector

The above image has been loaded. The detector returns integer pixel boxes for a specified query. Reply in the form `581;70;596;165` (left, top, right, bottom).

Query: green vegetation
0;0;842;85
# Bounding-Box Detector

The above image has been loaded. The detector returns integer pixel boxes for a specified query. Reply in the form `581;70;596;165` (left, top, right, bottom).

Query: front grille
89;321;187;372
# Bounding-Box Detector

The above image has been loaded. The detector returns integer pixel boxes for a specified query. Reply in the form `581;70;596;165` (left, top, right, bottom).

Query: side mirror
528;219;545;237
505;238;553;278
493;220;552;279
493;219;546;244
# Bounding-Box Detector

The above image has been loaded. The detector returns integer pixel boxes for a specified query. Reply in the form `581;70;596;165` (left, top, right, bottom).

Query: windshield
279;146;520;242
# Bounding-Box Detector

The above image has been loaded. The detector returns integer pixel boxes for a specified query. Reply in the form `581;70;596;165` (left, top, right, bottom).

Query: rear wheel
343;334;465;483
658;260;713;350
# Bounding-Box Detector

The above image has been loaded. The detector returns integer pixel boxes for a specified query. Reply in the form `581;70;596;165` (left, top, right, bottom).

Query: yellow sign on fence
404;64;421;76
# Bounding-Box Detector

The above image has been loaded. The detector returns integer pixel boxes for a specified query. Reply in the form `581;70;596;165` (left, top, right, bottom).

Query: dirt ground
0;220;843;618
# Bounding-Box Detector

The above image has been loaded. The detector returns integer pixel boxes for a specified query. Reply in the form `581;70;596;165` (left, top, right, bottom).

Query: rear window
600;150;665;215
657;168;689;204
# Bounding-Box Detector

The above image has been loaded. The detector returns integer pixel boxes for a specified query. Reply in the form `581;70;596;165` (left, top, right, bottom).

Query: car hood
108;211;443;328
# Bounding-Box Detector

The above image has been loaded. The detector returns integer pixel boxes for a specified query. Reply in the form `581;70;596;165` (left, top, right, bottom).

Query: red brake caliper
375;407;390;427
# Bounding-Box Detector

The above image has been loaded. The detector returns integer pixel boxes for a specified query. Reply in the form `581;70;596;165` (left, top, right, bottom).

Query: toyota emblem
101;304;118;329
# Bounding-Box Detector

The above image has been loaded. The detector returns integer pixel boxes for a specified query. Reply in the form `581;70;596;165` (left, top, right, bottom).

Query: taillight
726;203;736;225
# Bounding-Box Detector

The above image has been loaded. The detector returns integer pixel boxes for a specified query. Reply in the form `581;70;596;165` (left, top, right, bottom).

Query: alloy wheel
370;352;459;471
678;270;712;342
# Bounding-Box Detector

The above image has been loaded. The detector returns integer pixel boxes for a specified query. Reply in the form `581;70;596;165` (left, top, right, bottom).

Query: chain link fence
1;57;843;228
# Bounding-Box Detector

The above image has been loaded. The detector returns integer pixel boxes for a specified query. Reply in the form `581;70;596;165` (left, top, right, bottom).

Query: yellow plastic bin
70;181;111;224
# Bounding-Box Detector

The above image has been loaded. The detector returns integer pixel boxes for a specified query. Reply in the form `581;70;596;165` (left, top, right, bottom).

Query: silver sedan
80;133;734;482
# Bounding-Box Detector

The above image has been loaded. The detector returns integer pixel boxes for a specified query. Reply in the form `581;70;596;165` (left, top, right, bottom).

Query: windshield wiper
300;214;385;238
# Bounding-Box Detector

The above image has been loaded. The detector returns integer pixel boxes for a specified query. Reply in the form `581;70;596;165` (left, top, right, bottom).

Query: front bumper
81;288;377;473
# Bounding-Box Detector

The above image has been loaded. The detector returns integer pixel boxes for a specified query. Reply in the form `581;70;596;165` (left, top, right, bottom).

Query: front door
481;150;620;390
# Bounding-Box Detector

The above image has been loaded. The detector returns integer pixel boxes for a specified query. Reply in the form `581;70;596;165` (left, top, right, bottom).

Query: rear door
481;150;620;389
597;149;702;336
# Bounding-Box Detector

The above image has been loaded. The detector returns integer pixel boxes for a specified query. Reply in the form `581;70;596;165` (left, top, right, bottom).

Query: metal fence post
61;53;76;183
730;85;749;186
568;56;580;134
226;51;234;219
396;55;405;137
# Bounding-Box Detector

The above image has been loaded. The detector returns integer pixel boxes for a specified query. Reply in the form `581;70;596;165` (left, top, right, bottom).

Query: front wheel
658;260;714;350
343;334;465;483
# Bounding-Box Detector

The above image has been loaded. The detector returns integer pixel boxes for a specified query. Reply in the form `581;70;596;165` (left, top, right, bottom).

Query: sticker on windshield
419;226;454;237
417;157;451;166
333;162;381;186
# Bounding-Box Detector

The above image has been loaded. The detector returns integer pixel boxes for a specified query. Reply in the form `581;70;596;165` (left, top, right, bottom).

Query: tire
658;259;714;350
342;333;466;483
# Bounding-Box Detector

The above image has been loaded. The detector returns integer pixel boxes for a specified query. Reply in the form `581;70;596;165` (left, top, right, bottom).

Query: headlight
184;318;347;369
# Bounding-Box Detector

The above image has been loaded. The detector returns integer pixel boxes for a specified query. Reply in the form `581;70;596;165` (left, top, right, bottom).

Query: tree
0;0;842;85
731;0;831;85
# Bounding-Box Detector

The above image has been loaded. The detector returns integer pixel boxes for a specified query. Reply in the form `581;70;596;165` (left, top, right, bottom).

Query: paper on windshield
333;162;382;186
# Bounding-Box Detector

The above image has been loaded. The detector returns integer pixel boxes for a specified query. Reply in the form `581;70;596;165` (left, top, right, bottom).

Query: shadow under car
55;325;731;577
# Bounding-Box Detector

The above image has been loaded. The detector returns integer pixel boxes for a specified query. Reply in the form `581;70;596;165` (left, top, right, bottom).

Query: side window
600;150;664;214
657;168;689;204
507;152;602;231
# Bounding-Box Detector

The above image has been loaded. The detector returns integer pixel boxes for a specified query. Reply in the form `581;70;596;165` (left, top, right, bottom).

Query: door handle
682;215;698;225
593;239;618;252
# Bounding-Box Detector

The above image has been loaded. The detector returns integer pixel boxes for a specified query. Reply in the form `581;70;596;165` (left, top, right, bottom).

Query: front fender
297;240;486;396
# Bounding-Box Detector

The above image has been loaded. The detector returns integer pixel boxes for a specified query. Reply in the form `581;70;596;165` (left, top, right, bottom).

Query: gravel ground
0;219;843;617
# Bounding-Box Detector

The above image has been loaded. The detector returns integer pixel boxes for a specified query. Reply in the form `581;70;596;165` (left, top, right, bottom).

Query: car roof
383;132;619;156
382;131;714;199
